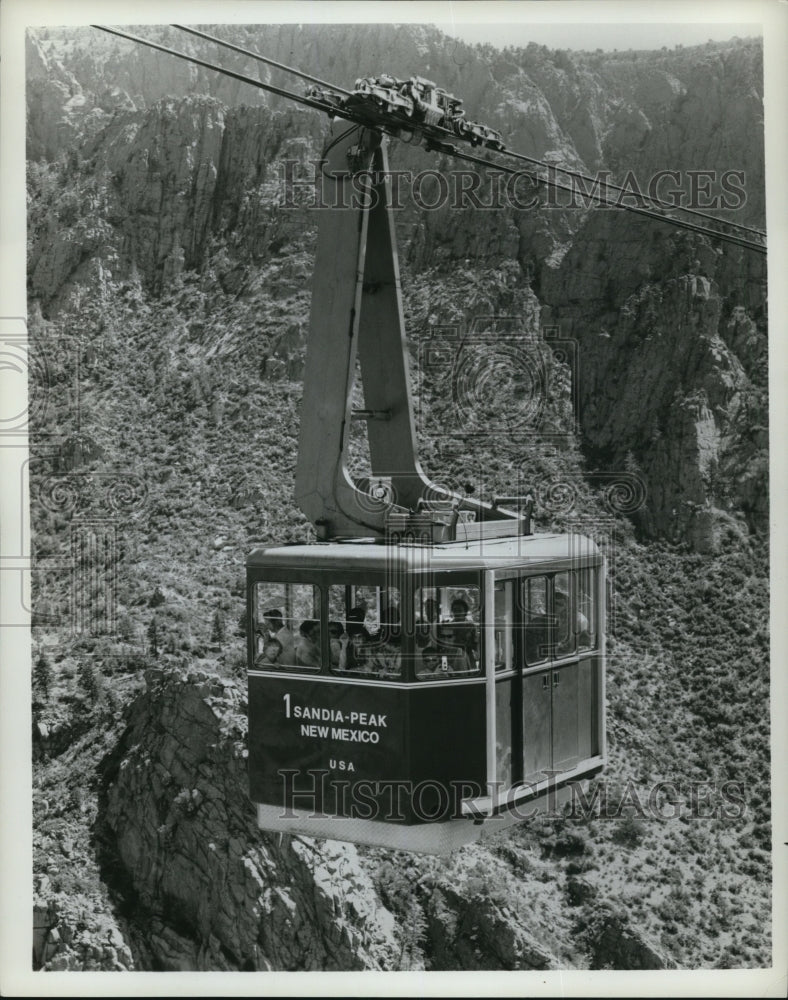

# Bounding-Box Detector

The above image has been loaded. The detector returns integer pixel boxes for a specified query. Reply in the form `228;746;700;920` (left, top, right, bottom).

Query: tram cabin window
523;576;550;665
494;580;514;672
555;569;598;655
415;585;480;679
521;571;598;664
328;584;402;677
554;570;574;657
254;583;321;671
576;567;597;651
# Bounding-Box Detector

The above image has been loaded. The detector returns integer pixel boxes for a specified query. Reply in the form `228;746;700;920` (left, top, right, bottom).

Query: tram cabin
247;532;605;853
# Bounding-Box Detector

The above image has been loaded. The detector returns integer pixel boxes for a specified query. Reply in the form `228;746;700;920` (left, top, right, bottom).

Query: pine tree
117;613;135;643
148;617;160;658
78;660;101;707
34;652;53;700
211;609;226;644
237;608;248;637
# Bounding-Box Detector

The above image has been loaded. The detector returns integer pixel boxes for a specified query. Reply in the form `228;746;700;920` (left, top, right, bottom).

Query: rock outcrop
539;208;766;542
29;96;323;306
33;894;133;971
98;666;399;970
425;883;554;970
577;902;673;970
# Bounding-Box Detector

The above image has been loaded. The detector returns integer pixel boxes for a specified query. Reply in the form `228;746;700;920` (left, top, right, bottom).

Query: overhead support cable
92;24;767;255
500;146;766;240
93;24;347;115
440;143;766;254
171;23;355;96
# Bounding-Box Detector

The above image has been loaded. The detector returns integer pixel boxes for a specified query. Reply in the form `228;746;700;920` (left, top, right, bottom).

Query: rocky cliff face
28;96;322;307
539;209;767;545
98;667;400;971
26;27;767;547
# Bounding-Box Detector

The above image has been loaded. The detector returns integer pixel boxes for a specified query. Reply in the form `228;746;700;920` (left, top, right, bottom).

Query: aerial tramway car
246;120;606;853
248;534;605;853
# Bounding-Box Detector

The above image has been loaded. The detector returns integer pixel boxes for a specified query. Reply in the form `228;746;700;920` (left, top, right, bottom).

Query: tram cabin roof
247;533;601;575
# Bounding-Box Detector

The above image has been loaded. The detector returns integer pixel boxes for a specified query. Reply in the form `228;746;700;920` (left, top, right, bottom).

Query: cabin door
521;669;552;785
518;573;581;786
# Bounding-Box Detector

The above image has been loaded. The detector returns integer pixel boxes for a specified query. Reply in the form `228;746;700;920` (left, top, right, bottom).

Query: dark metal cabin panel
495;676;514;790
407;684;487;817
576;657;599;761
551;663;580;773
522;669;552;785
248;675;409;820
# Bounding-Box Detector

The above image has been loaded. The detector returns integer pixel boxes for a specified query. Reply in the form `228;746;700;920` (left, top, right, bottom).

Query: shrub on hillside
613;814;646;848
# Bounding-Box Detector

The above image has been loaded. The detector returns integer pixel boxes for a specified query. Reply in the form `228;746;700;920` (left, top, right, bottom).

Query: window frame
327;581;404;679
252;580;324;674
512;565;601;671
493;578;515;674
411;579;483;682
575;564;598;652
521;573;552;666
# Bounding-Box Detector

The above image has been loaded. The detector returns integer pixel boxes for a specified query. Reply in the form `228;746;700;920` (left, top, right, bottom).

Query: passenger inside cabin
381;606;402;640
432;628;471;673
416;645;448;677
437;598;479;671
295;619;321;668
554;590;590;655
255;637;283;668
450;597;473;623
368;614;402;676
416;598;440;648
328;620;344;667
347;606;372;637
336;620;401;676
369;642;401;676
262;608;283;637
262;608;295;663
338;624;370;671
